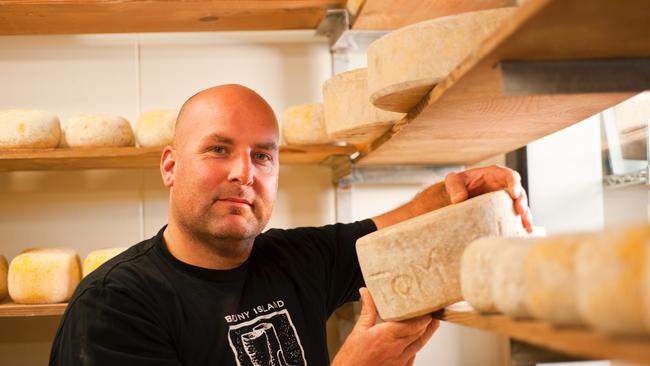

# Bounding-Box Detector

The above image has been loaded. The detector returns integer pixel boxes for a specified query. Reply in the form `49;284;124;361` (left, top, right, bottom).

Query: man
50;85;532;366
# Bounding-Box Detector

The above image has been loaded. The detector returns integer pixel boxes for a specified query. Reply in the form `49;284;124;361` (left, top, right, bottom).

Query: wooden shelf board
0;0;345;35
0;300;66;317
436;302;650;365
359;0;648;165
0;145;357;171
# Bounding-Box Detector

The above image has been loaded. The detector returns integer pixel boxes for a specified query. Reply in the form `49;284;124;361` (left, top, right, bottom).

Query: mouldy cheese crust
136;109;178;147
492;239;537;318
357;190;527;321
0;109;61;148
83;247;128;277
61;114;134;147
282;103;332;145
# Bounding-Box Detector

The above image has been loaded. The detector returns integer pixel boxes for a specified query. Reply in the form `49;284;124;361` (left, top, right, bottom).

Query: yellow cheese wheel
83;247;127;277
61;114;134;147
357;190;527;321
282;103;333;145
0;255;8;301
492;239;537;318
0;109;61;148
8;248;81;304
367;8;515;113
136;109;178;147
460;237;503;313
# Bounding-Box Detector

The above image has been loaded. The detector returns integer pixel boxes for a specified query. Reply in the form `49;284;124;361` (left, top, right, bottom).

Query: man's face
167;93;279;244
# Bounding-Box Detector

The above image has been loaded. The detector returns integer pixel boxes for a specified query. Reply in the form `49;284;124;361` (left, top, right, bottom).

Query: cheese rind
460;237;503;313
135;110;178;147
83;247;127;277
0;109;61;148
357;190;527;321
323;68;403;144
61;114;134;147
8;248;81;304
0;255;8;301
282;103;332;145
492;239;537;318
367;8;515;113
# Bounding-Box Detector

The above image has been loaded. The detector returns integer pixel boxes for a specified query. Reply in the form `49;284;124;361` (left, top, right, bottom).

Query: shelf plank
0;0;345;35
0;145;357;171
0;301;66;317
352;0;511;30
359;0;648;165
436;302;650;365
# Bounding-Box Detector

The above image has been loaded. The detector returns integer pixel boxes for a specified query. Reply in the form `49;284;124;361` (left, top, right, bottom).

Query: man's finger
353;287;377;331
445;172;469;204
401;318;439;364
382;314;432;339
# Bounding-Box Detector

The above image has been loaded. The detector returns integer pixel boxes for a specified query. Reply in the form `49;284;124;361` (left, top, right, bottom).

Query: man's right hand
332;287;439;366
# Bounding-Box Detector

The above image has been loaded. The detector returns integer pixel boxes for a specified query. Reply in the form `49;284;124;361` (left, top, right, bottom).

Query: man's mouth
219;197;252;206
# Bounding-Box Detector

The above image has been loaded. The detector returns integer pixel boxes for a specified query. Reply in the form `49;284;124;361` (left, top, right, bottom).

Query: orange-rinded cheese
8;248;81;304
83;247;127;277
135;109;178;147
282;103;333;145
0;255;8;301
0;109;61;148
61;114;134;147
357;190;527;321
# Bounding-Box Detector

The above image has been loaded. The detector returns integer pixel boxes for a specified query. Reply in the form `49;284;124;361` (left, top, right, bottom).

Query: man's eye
254;152;272;162
213;146;227;154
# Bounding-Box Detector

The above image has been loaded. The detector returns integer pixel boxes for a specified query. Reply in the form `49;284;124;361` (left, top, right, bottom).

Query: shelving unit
436;302;650;365
0;301;67;317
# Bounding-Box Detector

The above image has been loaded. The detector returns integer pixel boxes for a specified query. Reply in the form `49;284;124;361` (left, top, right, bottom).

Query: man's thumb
354;287;377;330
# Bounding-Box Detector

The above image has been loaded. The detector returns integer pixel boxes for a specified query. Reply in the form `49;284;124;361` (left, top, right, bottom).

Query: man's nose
228;153;254;186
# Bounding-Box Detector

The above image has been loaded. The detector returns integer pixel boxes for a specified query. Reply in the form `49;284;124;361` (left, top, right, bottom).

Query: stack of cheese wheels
136;109;178;147
576;225;650;335
357;190;527;321
0;109;61;148
83;247;127;277
0;255;8;301
282;103;333;145
61;114;134;147
323;68;403;145
8;248;81;304
367;7;515;113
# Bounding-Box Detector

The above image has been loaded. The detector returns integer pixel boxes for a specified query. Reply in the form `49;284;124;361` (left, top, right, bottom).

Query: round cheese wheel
8;248;81;304
0;255;8;301
136;109;178;147
282;103;333;145
62;114;134;147
461;237;503;313
0;109;61;148
492;239;537;318
367;8;515;112
83;247;127;277
323;68;403;145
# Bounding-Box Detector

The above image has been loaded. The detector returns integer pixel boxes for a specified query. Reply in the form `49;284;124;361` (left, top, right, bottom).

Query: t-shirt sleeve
49;284;181;366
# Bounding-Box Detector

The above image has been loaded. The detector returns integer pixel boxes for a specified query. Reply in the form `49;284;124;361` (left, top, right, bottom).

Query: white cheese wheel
0;255;8;301
576;225;650;335
0;109;61;148
61;114;134;147
8;248;81;304
523;234;587;325
282;103;333;145
460;237;504;313
367;8;515;112
492;239;537;318
323;68;403;144
83;247;127;277
357;190;527;321
136;109;178;147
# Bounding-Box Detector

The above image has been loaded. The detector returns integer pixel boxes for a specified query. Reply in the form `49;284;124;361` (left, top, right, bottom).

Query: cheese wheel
83;247;127;277
323;68;403;144
61;114;134;147
367;8;515;112
576;225;650;335
460;237;504;313
492;239;537;318
8;248;81;304
136;109;178;147
0;109;61;148
357;190;527;321
524;234;587;325
0;255;8;301
282;103;333;145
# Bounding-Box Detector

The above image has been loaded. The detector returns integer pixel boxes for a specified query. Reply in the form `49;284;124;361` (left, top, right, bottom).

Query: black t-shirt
49;219;377;366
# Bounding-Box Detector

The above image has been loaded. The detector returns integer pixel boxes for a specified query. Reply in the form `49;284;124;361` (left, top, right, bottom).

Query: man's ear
160;146;176;188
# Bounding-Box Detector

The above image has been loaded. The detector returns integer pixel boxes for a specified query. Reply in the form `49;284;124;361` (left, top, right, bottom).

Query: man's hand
444;165;533;232
332;288;439;366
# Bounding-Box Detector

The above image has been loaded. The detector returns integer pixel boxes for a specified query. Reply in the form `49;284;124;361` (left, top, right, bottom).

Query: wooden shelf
0;145;357;172
0;301;66;317
436;302;650;365
0;0;344;35
359;0;648;165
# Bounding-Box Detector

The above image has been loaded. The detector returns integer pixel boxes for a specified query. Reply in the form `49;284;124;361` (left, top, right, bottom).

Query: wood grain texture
359;0;647;165
0;145;357;171
0;0;345;35
0;300;66;317
352;0;512;30
436;302;650;365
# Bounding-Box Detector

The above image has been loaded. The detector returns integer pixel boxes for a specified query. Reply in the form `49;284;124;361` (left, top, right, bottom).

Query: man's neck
162;224;253;270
